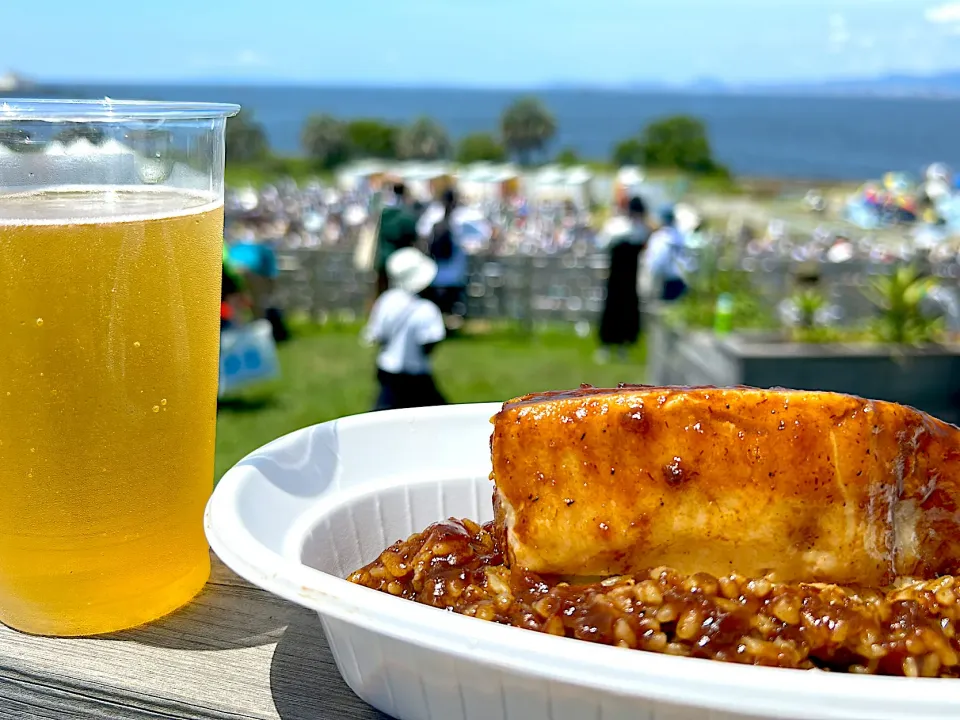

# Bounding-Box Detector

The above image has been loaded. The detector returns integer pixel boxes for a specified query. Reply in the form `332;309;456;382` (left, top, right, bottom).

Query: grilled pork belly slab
490;385;960;584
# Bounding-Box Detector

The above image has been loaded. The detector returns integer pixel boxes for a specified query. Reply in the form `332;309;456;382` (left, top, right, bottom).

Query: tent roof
616;166;645;185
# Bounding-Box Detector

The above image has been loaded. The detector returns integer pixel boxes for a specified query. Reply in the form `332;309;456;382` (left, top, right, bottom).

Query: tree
611;137;645;167
639;115;724;174
397;116;451;160
54;124;107;146
456;132;507;164
301;114;350;170
500;96;556;165
225;110;269;164
346;119;398;159
554;147;580;166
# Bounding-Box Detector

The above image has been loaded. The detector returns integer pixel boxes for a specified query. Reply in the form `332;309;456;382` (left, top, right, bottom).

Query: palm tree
397;117;451;161
500;96;557;165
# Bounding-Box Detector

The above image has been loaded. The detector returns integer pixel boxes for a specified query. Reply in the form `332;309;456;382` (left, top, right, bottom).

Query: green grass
225;157;330;187
213;321;646;480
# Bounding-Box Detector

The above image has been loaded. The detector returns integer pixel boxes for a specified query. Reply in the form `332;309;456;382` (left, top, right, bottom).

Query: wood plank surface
0;553;390;719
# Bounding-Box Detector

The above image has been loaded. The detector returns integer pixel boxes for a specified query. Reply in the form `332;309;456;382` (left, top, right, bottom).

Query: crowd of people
221;175;960;411
361;183;696;411
218;176;610;409
225;179;600;258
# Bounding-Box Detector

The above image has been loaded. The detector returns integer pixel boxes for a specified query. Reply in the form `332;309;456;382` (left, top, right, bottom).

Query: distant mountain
743;71;960;98
603;70;960;98
14;71;960;99
686;76;729;92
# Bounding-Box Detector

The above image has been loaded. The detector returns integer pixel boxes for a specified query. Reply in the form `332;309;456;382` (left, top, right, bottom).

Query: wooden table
0;553;391;719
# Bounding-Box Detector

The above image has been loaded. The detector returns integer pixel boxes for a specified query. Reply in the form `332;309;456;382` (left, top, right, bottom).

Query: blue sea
52;83;960;181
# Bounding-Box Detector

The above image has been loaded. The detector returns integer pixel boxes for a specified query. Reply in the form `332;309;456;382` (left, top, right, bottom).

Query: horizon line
16;78;960;102
14;69;960;96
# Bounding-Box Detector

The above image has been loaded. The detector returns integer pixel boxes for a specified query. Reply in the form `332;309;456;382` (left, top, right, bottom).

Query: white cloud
926;2;960;24
235;50;266;68
828;13;851;53
185;49;269;75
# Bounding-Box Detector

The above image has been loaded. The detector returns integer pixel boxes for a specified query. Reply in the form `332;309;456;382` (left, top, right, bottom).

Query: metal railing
273;247;960;327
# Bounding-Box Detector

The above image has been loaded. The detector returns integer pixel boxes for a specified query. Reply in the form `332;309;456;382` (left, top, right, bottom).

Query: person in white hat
362;247;447;411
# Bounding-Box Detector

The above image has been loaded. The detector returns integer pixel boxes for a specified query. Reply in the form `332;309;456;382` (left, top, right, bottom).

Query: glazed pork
490;385;960;585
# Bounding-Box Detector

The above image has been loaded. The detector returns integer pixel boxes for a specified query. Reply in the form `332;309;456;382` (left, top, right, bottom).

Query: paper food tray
205;403;960;720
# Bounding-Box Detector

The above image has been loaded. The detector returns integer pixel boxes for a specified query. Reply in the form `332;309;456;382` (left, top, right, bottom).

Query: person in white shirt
362;248;447;411
641;207;689;302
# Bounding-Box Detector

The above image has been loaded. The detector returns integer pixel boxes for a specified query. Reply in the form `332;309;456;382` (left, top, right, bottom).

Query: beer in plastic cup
0;99;239;635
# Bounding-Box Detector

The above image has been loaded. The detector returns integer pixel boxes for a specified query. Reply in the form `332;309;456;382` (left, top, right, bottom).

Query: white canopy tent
613;166;645;206
395;161;455;202
335;160;390;193
455;163;521;203
528;165;594;207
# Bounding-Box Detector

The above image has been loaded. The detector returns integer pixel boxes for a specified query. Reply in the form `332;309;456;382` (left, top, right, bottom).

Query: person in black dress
597;196;650;363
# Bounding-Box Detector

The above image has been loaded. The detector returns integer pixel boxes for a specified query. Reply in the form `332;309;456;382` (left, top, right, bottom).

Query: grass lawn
214;322;646;480
224;157;331;188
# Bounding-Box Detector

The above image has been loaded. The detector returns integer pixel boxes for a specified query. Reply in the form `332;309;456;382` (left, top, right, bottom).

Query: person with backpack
373;182;419;300
425;188;469;325
641;206;689;302
362;247;447;411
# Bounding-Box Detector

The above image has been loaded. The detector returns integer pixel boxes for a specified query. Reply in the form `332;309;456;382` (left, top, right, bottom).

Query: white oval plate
206;403;960;720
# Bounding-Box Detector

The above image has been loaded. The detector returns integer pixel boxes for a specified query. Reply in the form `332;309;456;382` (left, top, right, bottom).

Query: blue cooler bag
218;319;281;398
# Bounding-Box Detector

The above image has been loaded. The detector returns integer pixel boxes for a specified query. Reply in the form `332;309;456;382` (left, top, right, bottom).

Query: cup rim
0;98;241;122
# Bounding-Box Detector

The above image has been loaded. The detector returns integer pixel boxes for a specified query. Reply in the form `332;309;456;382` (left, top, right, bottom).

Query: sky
7;0;960;87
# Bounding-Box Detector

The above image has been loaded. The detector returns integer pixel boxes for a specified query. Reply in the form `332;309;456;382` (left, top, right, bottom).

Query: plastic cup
0;99;239;636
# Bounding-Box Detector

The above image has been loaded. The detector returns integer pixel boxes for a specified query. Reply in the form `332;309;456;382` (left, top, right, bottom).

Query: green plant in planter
862;266;944;345
785;288;836;343
793;288;826;330
664;276;776;331
661;235;777;332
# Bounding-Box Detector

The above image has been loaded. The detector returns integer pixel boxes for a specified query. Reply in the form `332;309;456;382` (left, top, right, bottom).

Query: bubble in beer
152;405;160;413
35;318;43;327
134;341;141;348
160;398;167;406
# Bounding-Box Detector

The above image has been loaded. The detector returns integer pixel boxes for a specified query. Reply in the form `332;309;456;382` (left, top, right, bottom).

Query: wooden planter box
647;314;960;424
